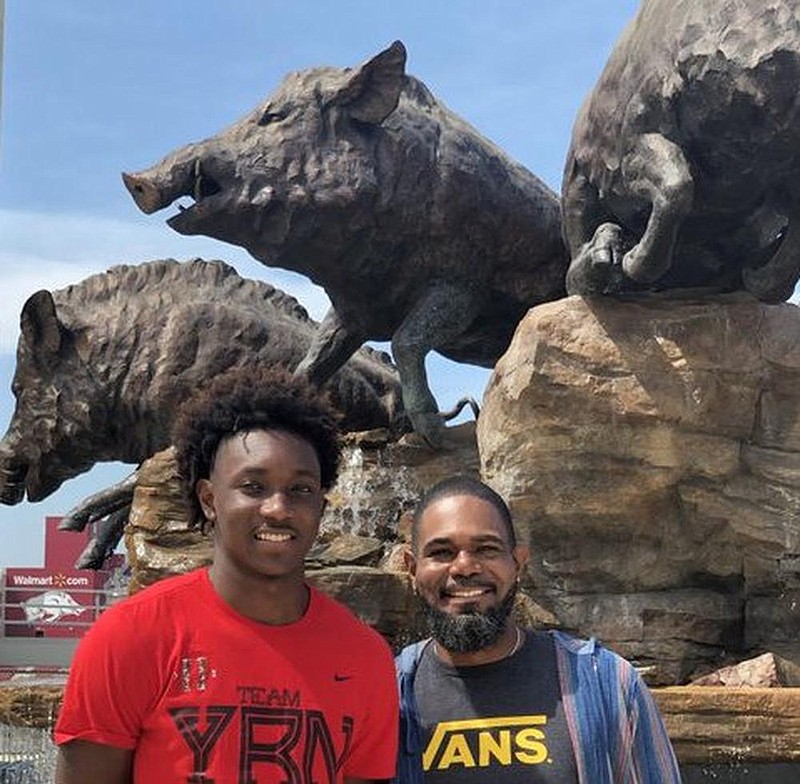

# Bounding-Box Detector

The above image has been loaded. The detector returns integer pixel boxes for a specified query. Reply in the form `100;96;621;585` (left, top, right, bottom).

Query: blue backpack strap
394;640;430;784
396;640;427;678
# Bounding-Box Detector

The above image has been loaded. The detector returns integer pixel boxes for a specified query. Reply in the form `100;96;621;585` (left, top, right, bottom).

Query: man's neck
208;563;309;625
433;624;522;667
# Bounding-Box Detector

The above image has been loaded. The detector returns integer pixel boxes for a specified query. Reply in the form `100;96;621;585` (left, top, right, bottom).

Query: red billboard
2;517;128;638
3;568;99;637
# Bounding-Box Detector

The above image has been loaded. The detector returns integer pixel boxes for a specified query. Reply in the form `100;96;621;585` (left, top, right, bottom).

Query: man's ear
196;478;215;521
512;545;530;574
403;546;417;577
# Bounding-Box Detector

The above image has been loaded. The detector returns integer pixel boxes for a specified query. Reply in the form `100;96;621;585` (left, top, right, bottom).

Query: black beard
422;583;517;654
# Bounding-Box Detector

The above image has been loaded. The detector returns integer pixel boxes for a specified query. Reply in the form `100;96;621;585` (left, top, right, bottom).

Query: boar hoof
408;411;447;449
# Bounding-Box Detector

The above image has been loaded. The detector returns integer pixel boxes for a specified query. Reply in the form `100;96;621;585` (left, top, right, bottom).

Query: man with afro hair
56;367;398;784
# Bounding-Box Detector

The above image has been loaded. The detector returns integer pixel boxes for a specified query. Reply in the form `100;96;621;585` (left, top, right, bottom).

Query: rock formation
656;686;800;768
479;293;800;684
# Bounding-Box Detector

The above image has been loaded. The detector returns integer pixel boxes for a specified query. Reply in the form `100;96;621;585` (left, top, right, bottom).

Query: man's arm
55;740;134;784
627;673;682;783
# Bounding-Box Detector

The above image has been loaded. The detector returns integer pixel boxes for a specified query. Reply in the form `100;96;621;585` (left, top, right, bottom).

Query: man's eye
427;549;453;560
240;482;263;495
290;484;315;495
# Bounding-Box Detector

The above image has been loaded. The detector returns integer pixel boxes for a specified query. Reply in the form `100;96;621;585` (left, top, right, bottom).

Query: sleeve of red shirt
54;601;158;749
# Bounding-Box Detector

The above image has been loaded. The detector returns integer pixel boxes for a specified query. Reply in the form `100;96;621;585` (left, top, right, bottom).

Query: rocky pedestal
479;293;800;684
656;687;800;767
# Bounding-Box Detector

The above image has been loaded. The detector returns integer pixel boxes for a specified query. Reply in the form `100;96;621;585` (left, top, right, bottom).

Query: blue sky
0;0;640;566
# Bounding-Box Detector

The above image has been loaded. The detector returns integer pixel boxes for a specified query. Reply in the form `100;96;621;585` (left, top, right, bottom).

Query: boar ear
336;40;406;125
20;290;63;357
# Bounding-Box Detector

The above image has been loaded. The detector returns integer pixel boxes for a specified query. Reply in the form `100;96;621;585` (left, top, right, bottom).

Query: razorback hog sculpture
562;0;800;302
123;41;567;446
0;259;402;565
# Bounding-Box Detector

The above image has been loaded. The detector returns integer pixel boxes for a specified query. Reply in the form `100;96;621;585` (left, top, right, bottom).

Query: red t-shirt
55;568;398;782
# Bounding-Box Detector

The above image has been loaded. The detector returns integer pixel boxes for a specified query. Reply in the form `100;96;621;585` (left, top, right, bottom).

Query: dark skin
405;493;529;667
56;428;390;784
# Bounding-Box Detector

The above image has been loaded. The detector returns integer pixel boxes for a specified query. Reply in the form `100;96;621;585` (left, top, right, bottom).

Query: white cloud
0;208;331;352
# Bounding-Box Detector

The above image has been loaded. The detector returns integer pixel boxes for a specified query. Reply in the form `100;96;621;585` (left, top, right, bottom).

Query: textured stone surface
655;687;800;764
3;682;798;770
0;686;62;729
125;446;211;594
308;534;384;568
124;41;566;445
479;294;800;684
563;0;800;304
307;567;425;650
690;653;800;688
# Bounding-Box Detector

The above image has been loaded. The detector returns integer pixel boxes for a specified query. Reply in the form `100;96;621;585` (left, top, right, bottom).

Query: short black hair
411;475;516;551
172;366;341;529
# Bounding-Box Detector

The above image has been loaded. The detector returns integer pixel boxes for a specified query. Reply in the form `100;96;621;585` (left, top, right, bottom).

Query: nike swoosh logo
334;674;352;682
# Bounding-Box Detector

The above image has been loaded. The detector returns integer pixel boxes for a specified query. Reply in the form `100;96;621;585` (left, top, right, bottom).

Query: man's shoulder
75;570;206;659
100;568;206;622
309;586;392;651
548;629;638;682
549;629;598;655
395;639;431;676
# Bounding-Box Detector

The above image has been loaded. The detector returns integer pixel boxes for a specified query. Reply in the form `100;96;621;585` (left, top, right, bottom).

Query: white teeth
449;589;485;598
254;531;292;542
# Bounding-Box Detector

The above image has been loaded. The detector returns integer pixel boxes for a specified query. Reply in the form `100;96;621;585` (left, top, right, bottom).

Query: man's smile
253;526;295;543
440;581;497;609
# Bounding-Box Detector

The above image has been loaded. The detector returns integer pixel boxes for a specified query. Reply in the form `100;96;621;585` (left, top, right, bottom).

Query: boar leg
562;158;627;295
566;223;627;295
742;202;800;303
392;282;482;448
562;160;607;260
295;307;366;385
74;506;130;570
619;133;694;284
59;471;139;531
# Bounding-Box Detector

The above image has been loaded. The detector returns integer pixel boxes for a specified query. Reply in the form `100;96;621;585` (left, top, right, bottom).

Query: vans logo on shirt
423;715;550;771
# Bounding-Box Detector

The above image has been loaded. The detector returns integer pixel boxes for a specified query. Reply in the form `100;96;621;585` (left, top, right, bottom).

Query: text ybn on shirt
423;715;550;771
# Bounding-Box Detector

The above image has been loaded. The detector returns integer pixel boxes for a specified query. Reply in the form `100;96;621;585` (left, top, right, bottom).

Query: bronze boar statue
0;259;403;565
123;41;567;446
562;0;800;303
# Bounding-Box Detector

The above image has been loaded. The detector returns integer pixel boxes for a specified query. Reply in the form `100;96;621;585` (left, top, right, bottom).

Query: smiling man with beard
394;476;680;784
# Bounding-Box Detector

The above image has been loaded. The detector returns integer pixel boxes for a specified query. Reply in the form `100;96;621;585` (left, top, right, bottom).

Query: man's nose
448;549;482;576
259;492;292;519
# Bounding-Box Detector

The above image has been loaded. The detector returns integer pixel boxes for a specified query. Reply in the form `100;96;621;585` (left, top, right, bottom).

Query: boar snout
0;444;27;506
122;171;166;215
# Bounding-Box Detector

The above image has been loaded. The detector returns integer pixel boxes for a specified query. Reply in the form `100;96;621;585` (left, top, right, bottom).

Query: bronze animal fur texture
562;0;800;302
0;258;402;506
123;41;567;446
